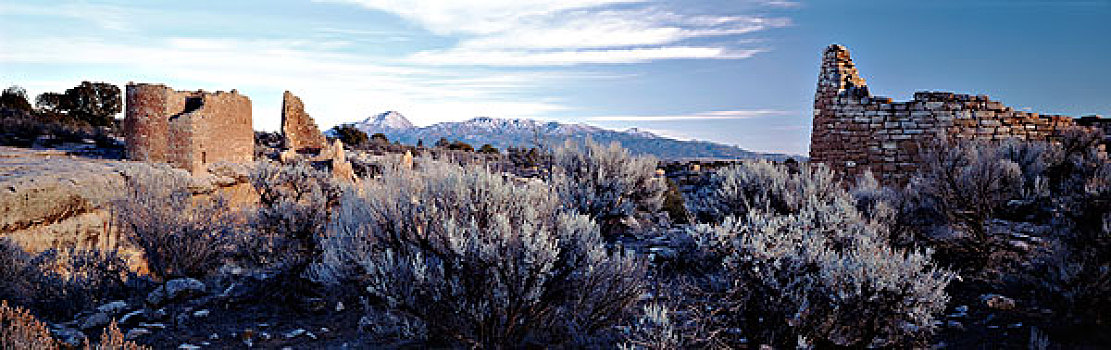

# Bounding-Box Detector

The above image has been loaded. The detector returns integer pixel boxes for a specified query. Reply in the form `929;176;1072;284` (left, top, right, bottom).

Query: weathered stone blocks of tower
809;44;1108;185
124;83;253;173
281;91;328;152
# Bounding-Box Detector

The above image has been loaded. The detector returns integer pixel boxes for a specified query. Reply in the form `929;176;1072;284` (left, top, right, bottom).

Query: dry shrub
1;300;58;350
621;303;684;350
686;160;841;224
0;302;147;350
0;108;119;149
907;130;1110;339
243;161;345;299
909;139;1024;242
0;239;131;320
684;161;953;348
111;168;237;280
89;321;148;350
317;160;644;347
553;139;666;237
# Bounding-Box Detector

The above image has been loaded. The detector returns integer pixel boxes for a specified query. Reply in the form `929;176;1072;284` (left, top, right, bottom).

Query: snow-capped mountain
339;114;796;160
351;111;414;132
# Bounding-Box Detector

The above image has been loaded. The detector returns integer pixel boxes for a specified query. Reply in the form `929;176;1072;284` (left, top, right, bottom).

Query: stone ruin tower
809;44;1108;185
281;91;328;152
280;91;357;182
810;44;872;175
124;84;253;174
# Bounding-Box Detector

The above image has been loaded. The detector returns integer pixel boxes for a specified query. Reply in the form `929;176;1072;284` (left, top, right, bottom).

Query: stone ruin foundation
124;83;253;174
809;44;1109;185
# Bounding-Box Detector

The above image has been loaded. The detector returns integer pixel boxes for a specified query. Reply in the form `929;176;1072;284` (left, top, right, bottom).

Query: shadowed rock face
281;91;327;152
810;44;1108;185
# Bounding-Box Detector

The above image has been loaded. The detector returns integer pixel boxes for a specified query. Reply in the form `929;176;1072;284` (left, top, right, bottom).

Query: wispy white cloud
2;0;800;151
586;109;791;121
0;35;579;129
321;0;789;66
761;1;802;8
410;47;764;66
314;0;644;35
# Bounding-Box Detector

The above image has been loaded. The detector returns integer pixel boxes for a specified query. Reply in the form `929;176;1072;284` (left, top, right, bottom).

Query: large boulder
79;312;110;330
52;327;87;348
147;278;207;307
96;301;129;317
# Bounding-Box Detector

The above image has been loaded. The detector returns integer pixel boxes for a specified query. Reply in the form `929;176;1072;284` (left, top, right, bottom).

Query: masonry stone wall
281;91;328;152
125;83;253;173
810;44;1109;185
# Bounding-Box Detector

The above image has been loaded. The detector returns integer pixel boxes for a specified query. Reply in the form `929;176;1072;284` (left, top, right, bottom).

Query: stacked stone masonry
810;44;1110;185
124;84;253;174
281;91;328;152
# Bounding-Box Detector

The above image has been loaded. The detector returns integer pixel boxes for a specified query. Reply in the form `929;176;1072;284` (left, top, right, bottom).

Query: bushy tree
478;143;499;154
64;82;121;127
552;139;666;236
448;140;474;152
331;125;368;147
0;86;33;113
683;161;953;347
660;178;691;225
316;160;644;347
28;82;121;126
370;132;388;144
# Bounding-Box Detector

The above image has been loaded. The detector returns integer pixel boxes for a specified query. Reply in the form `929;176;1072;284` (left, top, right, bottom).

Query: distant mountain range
338;111;798;161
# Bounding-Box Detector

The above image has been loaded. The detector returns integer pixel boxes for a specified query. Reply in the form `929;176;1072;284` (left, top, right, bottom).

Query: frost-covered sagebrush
246;161;343;266
909;140;1024;241
244;161;346;299
317;160;644;347
686;161;953;348
686;160;840;224
112;167;236;281
553;139;665;236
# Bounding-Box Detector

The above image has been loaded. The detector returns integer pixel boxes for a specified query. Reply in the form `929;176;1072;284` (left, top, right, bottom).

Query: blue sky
1;0;1108;154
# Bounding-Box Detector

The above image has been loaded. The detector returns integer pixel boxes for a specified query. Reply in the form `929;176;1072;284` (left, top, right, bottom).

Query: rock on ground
147;278;207;307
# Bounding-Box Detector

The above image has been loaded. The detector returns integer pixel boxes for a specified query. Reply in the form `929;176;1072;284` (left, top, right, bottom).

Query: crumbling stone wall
281;91;327;152
125;84;253;173
810;44;1107;185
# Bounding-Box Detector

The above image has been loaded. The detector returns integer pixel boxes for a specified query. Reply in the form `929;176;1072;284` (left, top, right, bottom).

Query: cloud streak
586;109;792;122
323;0;789;66
0;34;578;129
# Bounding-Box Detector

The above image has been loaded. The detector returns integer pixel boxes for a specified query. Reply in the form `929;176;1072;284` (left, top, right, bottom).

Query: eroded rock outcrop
0;146;254;254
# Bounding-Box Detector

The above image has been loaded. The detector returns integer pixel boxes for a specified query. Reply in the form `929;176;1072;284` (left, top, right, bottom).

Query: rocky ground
0;146;255;255
51;274;374;349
